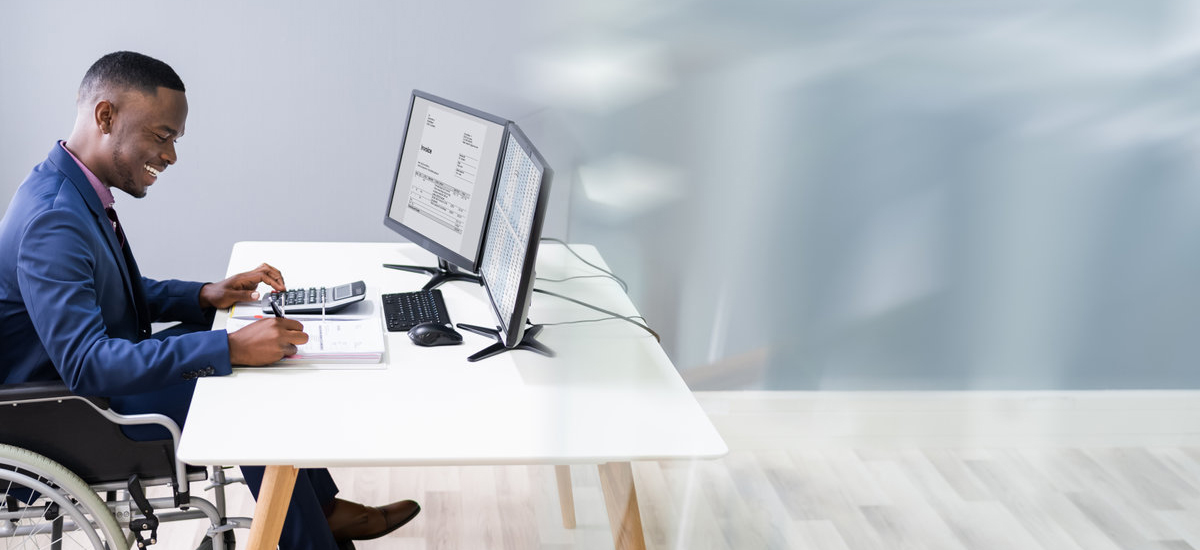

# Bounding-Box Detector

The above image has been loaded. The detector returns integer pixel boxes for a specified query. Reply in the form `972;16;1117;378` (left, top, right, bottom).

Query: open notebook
225;317;386;368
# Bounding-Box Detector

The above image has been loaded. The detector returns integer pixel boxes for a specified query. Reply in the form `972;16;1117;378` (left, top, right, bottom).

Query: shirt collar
59;140;115;209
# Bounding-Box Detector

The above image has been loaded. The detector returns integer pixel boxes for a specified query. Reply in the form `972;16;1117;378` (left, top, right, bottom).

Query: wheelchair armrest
0;379;109;409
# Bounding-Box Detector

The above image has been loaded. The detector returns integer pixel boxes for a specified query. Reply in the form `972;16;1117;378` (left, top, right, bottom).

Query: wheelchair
0;380;250;549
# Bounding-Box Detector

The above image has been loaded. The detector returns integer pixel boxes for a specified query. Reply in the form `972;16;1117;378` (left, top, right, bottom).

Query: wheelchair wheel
0;443;127;549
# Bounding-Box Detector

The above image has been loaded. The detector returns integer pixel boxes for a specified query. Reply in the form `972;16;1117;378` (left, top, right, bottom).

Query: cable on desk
533;288;660;342
540;316;648;327
539;238;628;292
537;274;620;284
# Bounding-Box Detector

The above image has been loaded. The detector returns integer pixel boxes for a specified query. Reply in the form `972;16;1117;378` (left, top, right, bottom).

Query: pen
269;297;285;318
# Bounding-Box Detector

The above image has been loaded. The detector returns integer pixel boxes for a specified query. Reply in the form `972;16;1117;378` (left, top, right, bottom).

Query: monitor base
383;258;480;290
458;323;554;362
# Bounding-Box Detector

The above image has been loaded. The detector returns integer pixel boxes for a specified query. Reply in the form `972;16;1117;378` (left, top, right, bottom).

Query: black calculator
261;281;367;314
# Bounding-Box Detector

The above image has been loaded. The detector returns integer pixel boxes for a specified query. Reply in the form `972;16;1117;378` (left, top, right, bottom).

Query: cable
534;239;657;339
533;288;660;342
536;275;618;284
539;237;628;292
540;316;647;327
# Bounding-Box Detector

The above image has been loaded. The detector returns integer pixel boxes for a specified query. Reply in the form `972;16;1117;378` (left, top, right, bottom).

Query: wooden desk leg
597;461;646;550
246;465;299;550
554;465;577;528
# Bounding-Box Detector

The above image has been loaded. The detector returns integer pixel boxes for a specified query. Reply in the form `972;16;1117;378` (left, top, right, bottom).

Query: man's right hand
227;318;309;366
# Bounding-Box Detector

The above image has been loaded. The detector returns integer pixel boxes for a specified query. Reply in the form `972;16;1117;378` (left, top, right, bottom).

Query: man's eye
155;134;169;143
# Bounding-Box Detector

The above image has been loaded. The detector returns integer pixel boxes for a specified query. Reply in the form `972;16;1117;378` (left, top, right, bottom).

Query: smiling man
73;56;186;199
0;51;418;549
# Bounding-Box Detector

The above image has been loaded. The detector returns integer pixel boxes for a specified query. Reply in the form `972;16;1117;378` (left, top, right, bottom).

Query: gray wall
3;1;1197;390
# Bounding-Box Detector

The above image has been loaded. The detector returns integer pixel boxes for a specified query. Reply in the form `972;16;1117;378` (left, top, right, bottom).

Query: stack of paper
225;318;385;365
283;319;385;363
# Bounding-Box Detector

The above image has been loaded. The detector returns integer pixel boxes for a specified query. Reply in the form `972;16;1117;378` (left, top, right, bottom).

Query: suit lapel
48;145;151;339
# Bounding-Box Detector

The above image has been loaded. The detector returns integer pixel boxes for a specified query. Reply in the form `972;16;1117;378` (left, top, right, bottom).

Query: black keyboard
382;289;452;332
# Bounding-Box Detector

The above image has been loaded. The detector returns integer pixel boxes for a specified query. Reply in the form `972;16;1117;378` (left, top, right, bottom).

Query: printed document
403;105;490;250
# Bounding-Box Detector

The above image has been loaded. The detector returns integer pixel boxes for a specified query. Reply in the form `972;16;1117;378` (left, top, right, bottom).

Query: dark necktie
105;206;150;338
104;206;125;248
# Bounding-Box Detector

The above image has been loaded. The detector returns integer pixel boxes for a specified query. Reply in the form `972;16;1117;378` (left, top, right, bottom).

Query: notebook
225;317;386;368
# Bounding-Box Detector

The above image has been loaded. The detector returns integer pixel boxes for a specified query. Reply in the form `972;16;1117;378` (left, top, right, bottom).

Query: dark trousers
111;323;341;550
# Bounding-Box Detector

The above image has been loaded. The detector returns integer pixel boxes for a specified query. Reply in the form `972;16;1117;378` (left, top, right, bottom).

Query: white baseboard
694;390;1200;450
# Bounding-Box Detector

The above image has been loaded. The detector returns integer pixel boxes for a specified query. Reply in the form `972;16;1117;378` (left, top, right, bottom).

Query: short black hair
77;51;185;105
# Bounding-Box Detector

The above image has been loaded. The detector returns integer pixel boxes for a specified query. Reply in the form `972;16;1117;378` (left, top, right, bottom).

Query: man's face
101;87;187;198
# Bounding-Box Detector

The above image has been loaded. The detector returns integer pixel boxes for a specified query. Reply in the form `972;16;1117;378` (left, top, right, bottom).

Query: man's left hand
199;262;286;310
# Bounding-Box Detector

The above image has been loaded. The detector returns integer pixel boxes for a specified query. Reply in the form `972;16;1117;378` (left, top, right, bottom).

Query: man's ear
94;100;114;134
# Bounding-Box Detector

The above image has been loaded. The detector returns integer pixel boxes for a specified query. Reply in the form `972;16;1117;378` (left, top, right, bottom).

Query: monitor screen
477;123;553;350
384;90;507;273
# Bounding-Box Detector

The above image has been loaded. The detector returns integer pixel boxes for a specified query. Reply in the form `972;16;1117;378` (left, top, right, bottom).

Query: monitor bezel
479;122;554;348
382;89;510;273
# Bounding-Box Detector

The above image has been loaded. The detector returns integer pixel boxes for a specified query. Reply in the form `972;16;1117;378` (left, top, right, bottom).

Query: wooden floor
151;391;1200;549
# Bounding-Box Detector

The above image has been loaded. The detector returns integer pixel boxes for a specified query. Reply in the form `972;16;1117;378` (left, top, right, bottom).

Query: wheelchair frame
0;380;250;549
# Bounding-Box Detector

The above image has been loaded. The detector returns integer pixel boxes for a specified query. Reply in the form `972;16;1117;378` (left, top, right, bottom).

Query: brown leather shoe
326;498;421;541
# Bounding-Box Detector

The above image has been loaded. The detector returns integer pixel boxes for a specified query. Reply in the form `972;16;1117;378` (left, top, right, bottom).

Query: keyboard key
382;289;451;332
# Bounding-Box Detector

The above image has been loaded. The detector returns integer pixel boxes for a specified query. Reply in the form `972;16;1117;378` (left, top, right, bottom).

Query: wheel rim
0;467;109;547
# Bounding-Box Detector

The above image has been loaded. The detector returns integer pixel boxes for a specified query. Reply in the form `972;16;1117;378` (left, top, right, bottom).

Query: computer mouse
408;322;463;347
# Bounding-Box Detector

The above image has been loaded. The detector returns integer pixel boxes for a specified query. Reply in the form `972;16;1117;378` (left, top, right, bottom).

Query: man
0;51;417;549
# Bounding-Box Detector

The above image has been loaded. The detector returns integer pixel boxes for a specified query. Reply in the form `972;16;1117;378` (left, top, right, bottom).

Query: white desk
177;242;727;549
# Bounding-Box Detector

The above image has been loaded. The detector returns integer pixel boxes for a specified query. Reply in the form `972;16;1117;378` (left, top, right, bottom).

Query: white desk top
177;242;727;468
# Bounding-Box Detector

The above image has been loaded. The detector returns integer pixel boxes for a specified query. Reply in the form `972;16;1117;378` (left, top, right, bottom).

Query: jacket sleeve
15;208;233;396
142;277;214;325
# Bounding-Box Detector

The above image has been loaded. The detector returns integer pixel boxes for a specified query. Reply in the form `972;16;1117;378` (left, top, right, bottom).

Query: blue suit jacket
0;143;232;396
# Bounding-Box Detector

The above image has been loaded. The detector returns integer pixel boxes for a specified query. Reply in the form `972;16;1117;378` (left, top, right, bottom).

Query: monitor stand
383;258;481;290
457;323;554;362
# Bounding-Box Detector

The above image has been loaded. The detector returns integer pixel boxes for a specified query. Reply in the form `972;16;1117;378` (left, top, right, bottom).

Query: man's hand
227;317;309;366
199;263;286;310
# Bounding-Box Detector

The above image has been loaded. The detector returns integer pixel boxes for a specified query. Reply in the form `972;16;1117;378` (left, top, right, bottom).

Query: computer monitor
458;123;554;362
383;90;508;289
